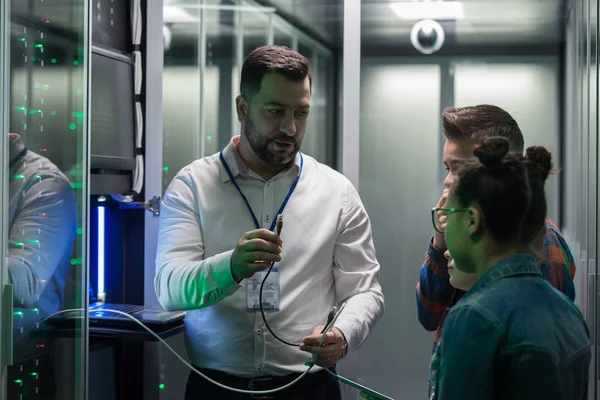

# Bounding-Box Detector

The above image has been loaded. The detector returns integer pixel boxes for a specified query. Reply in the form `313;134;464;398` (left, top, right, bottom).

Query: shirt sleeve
415;239;461;331
438;305;501;399
154;170;241;311
8;174;77;308
332;181;385;353
541;223;576;301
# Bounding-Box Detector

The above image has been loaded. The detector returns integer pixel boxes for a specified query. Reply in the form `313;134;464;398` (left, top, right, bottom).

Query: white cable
135;101;143;148
42;308;315;395
110;194;134;203
114;0;143;201
132;154;144;194
134;51;143;96
131;0;142;45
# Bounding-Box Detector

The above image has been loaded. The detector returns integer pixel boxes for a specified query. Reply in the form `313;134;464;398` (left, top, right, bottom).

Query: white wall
453;57;561;221
358;61;442;399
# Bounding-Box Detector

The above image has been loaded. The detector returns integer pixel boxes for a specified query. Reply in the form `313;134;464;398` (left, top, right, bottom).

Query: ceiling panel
262;0;565;48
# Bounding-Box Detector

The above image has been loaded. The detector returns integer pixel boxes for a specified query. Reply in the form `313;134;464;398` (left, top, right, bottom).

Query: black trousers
185;366;342;400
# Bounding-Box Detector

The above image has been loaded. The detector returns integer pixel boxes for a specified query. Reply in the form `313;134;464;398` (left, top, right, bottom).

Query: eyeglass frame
431;207;469;234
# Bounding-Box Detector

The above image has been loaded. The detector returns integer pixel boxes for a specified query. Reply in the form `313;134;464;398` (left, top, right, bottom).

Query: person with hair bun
418;106;576;395
428;137;590;399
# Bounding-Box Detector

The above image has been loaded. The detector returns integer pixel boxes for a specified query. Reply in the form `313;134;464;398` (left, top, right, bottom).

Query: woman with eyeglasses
428;137;590;400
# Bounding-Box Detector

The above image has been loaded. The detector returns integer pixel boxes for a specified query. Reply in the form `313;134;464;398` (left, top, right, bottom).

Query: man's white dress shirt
155;136;384;377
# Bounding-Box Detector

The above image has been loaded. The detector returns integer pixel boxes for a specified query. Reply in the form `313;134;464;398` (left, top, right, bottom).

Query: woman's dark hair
452;137;553;246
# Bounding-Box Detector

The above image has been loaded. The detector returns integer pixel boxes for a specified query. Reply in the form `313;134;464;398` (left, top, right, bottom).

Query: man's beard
244;116;299;166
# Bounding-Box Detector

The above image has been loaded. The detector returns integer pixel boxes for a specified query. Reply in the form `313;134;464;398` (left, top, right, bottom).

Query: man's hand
433;189;450;251
299;326;345;368
230;229;282;281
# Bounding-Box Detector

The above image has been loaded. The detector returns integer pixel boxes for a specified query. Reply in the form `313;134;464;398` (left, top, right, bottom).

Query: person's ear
236;95;247;123
467;205;484;241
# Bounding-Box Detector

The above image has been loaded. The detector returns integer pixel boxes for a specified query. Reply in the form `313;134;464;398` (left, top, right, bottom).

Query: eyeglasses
431;207;468;233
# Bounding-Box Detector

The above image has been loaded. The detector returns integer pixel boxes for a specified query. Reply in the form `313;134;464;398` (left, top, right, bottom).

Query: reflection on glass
163;0;238;190
162;1;335;194
302;50;334;165
274;26;294;49
243;9;269;57
6;0;88;399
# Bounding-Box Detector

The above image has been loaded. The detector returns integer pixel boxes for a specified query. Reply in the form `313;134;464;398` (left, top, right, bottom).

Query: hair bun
473;137;510;168
525;146;553;180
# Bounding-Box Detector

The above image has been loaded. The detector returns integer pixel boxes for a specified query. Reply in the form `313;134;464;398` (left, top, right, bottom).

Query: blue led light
97;205;105;294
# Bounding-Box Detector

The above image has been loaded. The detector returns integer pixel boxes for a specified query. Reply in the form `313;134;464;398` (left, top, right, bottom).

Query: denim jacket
431;254;590;400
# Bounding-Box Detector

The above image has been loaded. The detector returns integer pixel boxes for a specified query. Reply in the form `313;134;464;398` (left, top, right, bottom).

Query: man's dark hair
442;105;524;153
453;137;552;247
240;45;312;99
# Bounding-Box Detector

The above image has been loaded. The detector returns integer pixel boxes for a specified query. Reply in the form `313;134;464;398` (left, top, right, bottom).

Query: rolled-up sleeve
155;170;241;311
332;181;385;352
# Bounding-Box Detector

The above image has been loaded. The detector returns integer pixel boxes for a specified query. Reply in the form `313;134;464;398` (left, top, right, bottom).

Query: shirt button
266;182;271;187
265;215;270;222
256;329;261;336
257;367;262;372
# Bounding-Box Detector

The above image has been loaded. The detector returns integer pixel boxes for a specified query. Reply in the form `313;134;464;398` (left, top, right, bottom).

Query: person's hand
299;326;345;368
433;189;450;251
230;229;282;281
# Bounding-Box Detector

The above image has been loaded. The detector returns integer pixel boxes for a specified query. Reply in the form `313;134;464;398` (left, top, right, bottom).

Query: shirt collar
9;134;27;165
220;135;301;183
465;253;541;298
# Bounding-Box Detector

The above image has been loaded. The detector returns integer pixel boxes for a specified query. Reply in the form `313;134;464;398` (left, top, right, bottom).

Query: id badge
246;267;280;313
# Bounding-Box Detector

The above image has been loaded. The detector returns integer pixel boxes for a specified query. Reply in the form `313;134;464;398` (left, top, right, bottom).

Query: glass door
2;0;90;399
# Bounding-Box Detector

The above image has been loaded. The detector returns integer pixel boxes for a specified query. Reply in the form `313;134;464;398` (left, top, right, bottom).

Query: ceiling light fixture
389;1;464;21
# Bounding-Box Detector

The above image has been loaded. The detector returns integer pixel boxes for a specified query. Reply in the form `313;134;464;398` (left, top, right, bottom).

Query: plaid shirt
416;218;577;354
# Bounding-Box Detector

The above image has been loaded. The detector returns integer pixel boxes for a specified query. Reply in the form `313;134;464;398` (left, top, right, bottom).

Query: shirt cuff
211;250;240;291
334;326;349;358
428;236;445;260
333;320;353;353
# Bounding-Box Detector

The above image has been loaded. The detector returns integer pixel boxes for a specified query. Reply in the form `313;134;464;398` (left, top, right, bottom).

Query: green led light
13;311;23;317
13;174;24;179
159;384;165;390
29;109;35;115
31;56;37;61
14;242;24;247
163;166;169;171
34;44;43;48
18;38;25;42
34;83;42;89
32;308;39;312
76;111;84;118
71;182;83;189
30;372;38;377
14;379;22;384
29;239;40;244
51;58;57;64
76;228;83;235
69;123;77;130
207;136;212;141
16;106;26;111
73;60;80;66
51;110;57;116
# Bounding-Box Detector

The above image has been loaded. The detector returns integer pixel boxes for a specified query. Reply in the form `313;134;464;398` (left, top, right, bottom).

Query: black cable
259;261;300;347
